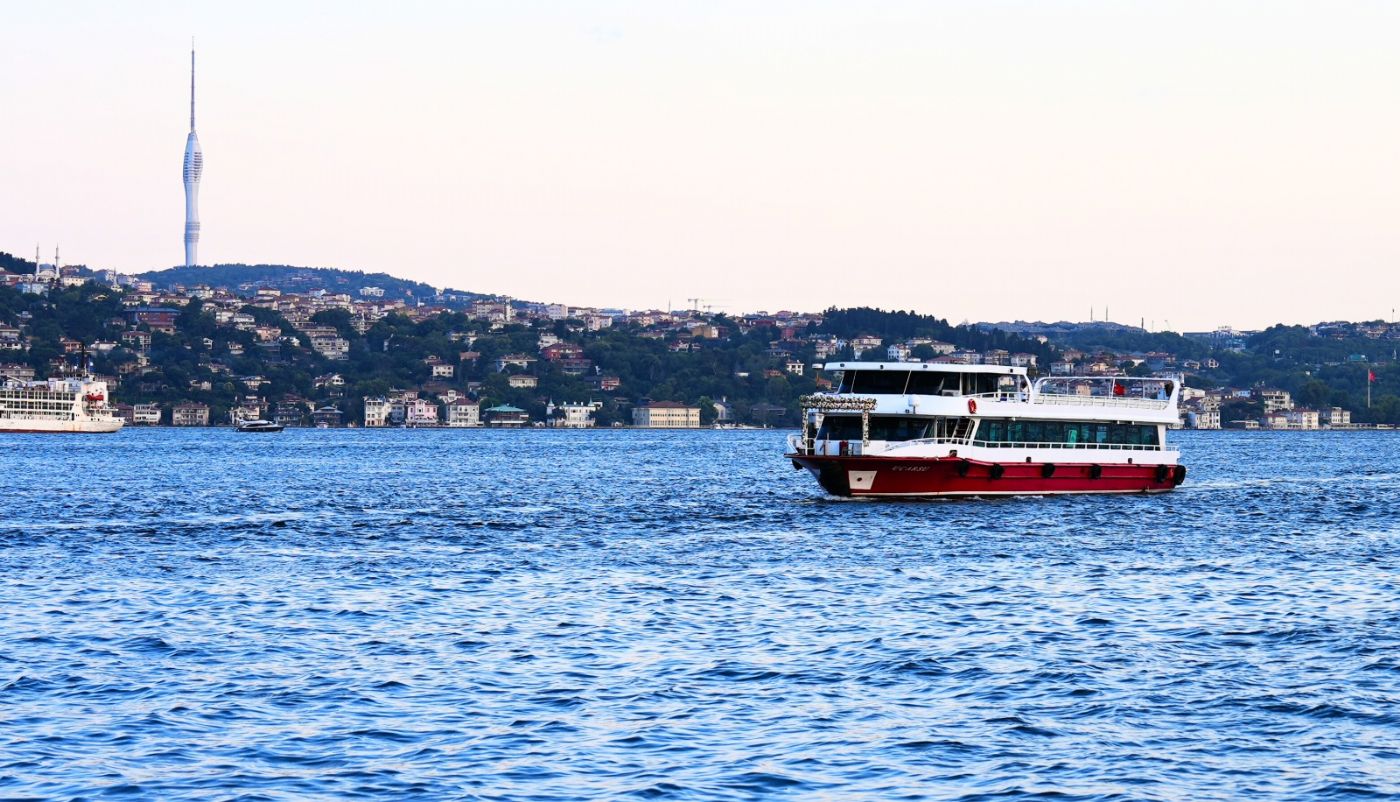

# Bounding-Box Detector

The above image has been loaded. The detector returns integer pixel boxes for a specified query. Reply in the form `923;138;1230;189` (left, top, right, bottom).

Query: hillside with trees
139;264;485;306
2;272;1397;425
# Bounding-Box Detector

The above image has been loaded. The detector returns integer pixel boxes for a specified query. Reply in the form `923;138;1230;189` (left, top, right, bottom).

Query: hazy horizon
3;1;1397;331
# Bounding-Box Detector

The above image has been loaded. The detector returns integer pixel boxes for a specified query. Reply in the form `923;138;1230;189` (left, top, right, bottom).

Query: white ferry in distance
787;362;1186;497
0;375;124;434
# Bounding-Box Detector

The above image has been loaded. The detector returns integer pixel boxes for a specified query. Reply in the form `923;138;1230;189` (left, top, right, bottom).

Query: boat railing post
861;409;869;449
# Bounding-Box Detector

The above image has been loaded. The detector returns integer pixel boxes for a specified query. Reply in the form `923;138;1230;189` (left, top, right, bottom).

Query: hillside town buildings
4;255;1392;432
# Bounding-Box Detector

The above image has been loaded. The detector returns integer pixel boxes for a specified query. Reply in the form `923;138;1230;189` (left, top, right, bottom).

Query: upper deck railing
1031;392;1172;410
787;432;1172;456
1031;375;1178;411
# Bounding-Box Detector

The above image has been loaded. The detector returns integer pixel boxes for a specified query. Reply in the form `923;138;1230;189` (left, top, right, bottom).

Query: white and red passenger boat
787;362;1185;497
0;375;123;434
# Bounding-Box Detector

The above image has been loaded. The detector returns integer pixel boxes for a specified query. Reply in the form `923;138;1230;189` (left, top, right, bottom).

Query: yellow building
632;401;700;428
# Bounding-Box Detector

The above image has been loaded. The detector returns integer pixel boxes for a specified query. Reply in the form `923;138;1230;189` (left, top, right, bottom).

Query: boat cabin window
907;372;955;395
816;415;936;442
837;370;1016;396
974;420;1160;447
836;370;907;395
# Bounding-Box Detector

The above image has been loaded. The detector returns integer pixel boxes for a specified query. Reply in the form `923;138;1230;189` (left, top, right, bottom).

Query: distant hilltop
139;263;490;307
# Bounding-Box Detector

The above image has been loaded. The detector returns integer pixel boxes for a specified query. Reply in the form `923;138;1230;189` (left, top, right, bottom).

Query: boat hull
789;454;1186;497
0;418;124;434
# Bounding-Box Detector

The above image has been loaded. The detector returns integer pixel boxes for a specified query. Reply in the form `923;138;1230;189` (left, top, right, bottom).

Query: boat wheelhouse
787;362;1185;497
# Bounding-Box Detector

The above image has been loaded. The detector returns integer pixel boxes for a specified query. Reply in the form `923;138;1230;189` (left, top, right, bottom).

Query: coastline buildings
1321;407;1352;427
172;402;210;426
133;403;162;425
363;397;391;427
3;245;1390;431
485;404;529;427
183;46;203;268
444;398;481;427
633;401;700;428
548;401;598;428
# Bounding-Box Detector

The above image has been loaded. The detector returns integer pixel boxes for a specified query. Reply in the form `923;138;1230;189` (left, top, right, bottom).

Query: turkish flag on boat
1370;370;1377;383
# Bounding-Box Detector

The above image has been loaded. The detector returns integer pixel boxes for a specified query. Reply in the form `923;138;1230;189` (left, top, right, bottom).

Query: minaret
183;43;203;267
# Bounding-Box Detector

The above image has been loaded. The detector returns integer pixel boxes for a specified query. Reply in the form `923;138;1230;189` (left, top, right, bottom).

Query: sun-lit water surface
2;429;1399;801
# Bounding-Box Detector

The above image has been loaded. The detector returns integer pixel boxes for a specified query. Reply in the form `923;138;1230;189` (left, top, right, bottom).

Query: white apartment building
172;403;210;426
133;403;162;425
444;398;481;427
363;396;391;427
552;402;598;428
849;335;883;358
1321;407;1352;428
309;334;350;360
1257;388;1294;413
1286;408;1320;430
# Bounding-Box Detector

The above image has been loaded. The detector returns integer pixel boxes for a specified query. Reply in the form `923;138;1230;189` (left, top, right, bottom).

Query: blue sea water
2;429;1399;801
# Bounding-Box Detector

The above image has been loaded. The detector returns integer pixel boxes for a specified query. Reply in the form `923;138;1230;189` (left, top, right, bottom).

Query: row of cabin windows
817;415;930;442
975;420;1160;447
815;415;1160;447
1;400;75;410
836;370;1011;397
815;415;973;442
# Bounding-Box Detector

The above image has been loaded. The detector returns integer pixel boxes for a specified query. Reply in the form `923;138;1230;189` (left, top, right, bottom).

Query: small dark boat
235;419;284;433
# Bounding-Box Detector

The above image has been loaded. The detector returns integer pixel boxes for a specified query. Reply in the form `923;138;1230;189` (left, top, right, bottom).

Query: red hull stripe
789;454;1185;497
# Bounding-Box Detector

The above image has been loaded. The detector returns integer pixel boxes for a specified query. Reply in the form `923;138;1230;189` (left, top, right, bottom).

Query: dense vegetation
820;307;1057;363
0;251;37;274
139;264;482;305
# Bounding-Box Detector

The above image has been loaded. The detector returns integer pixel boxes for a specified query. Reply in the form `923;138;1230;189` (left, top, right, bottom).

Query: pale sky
2;1;1397;330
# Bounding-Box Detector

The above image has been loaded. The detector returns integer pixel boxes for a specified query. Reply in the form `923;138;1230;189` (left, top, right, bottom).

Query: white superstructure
787;362;1185;497
0;376;124;433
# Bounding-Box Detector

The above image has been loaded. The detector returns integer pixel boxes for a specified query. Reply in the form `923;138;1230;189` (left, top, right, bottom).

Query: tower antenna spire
183;40;204;267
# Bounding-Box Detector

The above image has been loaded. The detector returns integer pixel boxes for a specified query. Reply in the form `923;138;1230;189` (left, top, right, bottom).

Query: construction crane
685;297;724;315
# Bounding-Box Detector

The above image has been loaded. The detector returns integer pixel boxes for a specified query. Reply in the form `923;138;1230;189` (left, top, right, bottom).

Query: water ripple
2;429;1399;800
